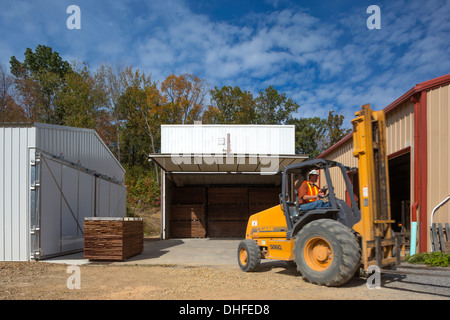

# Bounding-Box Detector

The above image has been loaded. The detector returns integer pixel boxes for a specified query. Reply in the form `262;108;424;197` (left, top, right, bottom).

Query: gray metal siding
0;124;127;261
35;123;125;182
0;127;35;261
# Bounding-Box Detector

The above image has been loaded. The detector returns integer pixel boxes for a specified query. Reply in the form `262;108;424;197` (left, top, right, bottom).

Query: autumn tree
117;67;162;183
0;63;27;122
160;74;207;124
0;64;13;120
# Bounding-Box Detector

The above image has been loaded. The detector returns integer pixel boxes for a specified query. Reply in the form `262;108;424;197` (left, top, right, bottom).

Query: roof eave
317;73;450;159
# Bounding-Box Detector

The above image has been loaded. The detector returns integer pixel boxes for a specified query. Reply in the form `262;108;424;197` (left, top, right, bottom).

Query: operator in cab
298;169;331;210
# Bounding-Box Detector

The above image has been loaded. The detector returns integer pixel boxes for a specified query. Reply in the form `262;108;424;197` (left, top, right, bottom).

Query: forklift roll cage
281;159;361;240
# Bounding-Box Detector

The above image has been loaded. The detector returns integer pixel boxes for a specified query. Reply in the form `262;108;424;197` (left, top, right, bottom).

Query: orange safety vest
306;182;319;202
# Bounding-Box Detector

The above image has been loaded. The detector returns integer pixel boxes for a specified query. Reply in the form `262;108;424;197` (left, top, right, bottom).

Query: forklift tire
294;219;360;287
238;239;261;272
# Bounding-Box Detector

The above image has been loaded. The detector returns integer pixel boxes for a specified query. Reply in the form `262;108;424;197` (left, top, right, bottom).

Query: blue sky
1;0;449;127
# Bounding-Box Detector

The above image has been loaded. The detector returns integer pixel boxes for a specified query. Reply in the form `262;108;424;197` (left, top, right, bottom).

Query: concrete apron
41;239;242;267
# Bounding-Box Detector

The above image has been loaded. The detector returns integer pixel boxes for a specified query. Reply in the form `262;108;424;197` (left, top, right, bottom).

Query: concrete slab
41;239;242;267
119;238;241;266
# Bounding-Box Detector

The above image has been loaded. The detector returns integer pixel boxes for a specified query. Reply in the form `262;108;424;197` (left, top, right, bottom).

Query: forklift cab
280;159;361;239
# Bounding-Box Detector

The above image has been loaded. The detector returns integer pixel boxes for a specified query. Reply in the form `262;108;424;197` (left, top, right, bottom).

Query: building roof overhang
149;153;308;175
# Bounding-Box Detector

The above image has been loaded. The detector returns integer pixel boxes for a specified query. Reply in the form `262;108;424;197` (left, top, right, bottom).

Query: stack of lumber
172;187;207;204
207;187;248;238
208;187;248;204
170;187;207;238
248;187;280;215
169;186;280;238
170;204;206;237
84;217;143;261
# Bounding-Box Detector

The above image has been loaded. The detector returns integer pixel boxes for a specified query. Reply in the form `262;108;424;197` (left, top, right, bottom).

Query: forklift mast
351;104;401;269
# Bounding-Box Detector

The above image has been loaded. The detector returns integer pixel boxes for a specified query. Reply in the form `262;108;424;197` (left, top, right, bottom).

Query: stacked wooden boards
208;187;249;238
248;187;280;216
170;186;279;238
170;187;207;238
84;217;143;261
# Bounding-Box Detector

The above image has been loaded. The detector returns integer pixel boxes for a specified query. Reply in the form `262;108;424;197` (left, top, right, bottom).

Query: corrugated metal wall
0;124;126;261
321;103;414;201
320;138;357;200
386;101;414;155
0;127;35;261
427;84;450;227
161;124;295;155
38;154;127;259
35;123;125;182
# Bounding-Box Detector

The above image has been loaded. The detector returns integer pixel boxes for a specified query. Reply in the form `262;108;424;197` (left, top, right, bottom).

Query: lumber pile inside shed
84;218;143;261
169;186;280;238
171;187;207;238
170;204;206;237
248;187;280;215
207;187;248;238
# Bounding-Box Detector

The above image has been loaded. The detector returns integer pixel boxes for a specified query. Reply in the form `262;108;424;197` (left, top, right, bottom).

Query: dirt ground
1;260;449;300
2;209;448;301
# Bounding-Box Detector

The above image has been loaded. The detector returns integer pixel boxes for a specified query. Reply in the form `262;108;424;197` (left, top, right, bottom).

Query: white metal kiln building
0;123;126;261
150;124;307;239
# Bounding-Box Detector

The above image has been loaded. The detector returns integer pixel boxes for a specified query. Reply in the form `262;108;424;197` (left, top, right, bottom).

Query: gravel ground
0;260;449;300
378;264;450;298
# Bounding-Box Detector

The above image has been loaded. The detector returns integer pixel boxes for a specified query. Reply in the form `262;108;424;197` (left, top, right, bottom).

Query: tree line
0;45;350;207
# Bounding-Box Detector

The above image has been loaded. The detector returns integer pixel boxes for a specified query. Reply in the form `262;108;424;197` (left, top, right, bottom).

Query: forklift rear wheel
294;219;360;286
237;239;261;272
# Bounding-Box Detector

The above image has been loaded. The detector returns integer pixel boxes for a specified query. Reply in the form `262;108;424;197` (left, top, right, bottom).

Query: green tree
117;68;162;183
255;85;300;124
205;85;300;125
10;45;71;123
288;110;351;159
55;62;107;129
324;110;352;150
95;64;128;158
205;86;257;124
288;117;327;159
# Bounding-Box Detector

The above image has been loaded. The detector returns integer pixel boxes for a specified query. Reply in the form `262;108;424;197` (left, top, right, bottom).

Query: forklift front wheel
237;239;261;272
294;219;360;286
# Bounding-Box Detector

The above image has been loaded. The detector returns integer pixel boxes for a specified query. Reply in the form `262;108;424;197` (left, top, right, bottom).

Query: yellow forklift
237;104;405;286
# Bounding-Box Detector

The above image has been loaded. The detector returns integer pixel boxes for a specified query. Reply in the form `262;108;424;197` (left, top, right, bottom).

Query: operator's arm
298;182;316;203
299;182;324;203
303;194;320;201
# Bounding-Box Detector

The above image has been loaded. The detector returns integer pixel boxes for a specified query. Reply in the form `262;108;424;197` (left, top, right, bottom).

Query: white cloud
1;0;448;128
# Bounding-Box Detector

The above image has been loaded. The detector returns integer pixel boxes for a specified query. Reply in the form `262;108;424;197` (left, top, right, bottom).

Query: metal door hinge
30;250;42;260
30;226;40;235
30;157;41;166
31;182;40;190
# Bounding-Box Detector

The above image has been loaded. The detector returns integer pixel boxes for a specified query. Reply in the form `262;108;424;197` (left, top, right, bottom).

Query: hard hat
308;169;319;176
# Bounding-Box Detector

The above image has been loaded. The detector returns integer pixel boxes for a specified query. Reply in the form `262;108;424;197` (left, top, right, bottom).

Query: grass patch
406;252;450;267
